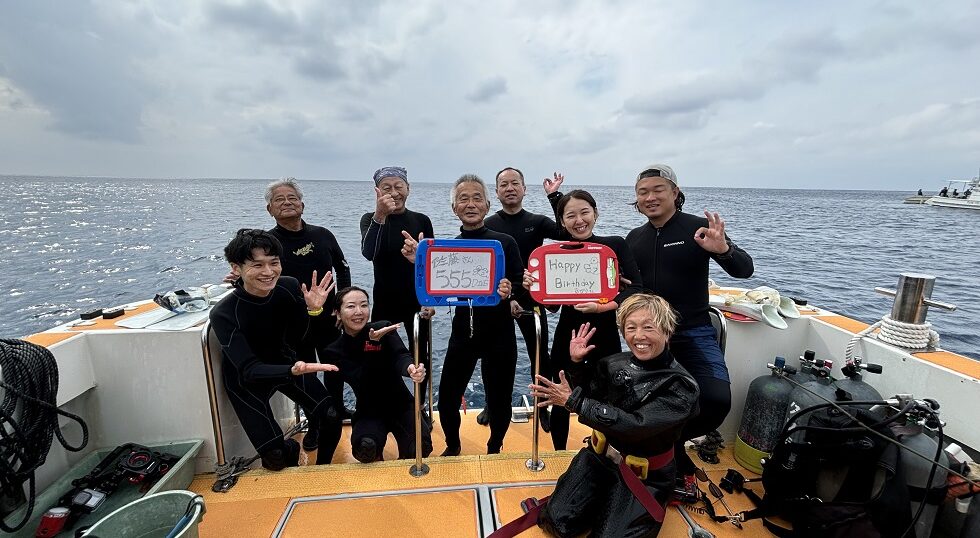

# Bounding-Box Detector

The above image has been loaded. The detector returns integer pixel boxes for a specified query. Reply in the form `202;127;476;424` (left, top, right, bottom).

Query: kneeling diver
210;229;342;470
324;286;432;462
528;294;700;537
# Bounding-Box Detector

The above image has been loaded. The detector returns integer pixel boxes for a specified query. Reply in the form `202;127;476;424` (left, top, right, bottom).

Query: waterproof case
414;239;505;307
528;242;619;305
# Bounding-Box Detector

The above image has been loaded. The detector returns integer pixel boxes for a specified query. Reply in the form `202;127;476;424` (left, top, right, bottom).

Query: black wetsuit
209;277;339;469
545;191;643;449
322;321;433;462
540;349;700;537
360;210;435;403
438;226;525;453
484;208;560;382
271;221;351;455
548;234;643;449
626;210;753;474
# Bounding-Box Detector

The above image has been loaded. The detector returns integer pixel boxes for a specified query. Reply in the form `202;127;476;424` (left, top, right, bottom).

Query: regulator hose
0;338;89;532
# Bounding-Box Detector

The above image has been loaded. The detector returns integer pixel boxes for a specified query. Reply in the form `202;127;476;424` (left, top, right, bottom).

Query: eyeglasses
271;195;301;205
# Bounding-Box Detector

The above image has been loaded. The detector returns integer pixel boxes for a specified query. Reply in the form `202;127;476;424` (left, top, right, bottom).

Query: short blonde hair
616;293;678;338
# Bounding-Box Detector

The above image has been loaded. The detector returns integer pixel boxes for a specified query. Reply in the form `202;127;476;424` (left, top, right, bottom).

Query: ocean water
1;176;977;406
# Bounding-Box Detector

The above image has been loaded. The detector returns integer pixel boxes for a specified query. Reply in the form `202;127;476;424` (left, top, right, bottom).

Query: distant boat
924;176;980;210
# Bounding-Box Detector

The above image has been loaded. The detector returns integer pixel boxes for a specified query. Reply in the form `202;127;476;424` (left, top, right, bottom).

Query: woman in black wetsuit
529;293;699;537
324;286;433;462
531;186;643;450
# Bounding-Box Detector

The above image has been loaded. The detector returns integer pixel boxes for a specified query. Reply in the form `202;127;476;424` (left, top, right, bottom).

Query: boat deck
189;413;771;537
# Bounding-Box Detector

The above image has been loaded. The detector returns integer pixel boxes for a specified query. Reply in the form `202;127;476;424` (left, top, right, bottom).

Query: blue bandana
373;166;408;185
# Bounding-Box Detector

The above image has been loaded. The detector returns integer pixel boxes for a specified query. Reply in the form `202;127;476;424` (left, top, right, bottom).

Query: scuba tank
835;356;884;409
783;356;835;434
795;350;819;384
890;401;949;538
735;357;797;474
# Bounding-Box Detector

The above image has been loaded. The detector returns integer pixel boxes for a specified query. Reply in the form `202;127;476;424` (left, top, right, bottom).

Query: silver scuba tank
735;357;797;474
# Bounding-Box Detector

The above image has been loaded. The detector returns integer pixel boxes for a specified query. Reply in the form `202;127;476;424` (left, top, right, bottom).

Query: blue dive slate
414;239;505;307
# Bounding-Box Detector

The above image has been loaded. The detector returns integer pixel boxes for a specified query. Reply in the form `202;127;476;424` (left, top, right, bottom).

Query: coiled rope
0;339;89;532
845;314;939;361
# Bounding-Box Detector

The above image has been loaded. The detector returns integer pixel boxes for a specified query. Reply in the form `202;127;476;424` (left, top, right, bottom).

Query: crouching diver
525;294;699;538
210;228;342;470
323;286;433;462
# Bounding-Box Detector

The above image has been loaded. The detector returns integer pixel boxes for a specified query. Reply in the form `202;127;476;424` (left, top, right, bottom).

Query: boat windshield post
526;308;546;472
410;312;430;477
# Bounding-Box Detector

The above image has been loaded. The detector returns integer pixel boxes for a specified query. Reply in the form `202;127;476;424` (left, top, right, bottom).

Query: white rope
845;314;940;360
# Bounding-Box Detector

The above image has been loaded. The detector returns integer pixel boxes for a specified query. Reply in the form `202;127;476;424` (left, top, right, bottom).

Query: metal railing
199;320;226;466
526;308;545;472
410;312;430;477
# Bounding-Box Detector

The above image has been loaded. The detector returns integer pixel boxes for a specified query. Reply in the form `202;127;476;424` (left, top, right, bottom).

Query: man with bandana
360;166;436;409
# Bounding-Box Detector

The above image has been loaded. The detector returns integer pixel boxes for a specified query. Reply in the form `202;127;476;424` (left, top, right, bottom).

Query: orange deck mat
279;490;480;538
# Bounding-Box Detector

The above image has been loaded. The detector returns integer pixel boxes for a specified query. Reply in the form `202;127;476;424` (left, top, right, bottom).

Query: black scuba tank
893;408;950;538
735;357;797;474
834;356;884;409
783;357;836;438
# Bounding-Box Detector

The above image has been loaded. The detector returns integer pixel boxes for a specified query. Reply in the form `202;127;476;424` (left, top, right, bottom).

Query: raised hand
543;171;565;194
529;371;572;408
301;270;335;311
407;363;426;384
400;230;424;263
291;361;340;376
497;277;513;299
569;322;596;362
374;187;398;222
368;322;403;342
522;269;537;290
693;211;730;254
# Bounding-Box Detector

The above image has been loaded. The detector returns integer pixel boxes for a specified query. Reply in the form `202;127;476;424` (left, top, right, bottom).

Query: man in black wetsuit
483;166;561;431
359;167;436;409
626;164;753;488
210;229;341;470
265;178;351;455
401;174;523;455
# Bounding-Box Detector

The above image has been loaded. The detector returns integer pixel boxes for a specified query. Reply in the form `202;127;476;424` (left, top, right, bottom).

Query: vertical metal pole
427;315;434;421
199;321;226;466
526;308;545;472
410;312;430;477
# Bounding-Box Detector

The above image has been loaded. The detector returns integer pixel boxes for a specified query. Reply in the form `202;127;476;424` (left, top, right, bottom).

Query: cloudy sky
1;1;978;189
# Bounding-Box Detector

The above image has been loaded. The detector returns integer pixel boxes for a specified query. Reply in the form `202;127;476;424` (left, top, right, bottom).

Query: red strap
618;446;674;523
489;446;674;535
487;496;550;538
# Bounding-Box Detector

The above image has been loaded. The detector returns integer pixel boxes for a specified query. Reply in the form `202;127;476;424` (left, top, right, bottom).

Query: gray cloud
622;30;845;129
251;112;340;161
0;1;159;142
466;76;508;103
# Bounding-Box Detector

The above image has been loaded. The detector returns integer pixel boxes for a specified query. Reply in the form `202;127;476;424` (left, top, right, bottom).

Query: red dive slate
527;242;620;305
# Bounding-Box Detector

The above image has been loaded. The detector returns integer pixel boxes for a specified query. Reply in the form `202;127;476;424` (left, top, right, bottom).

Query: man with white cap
626;164;754;492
